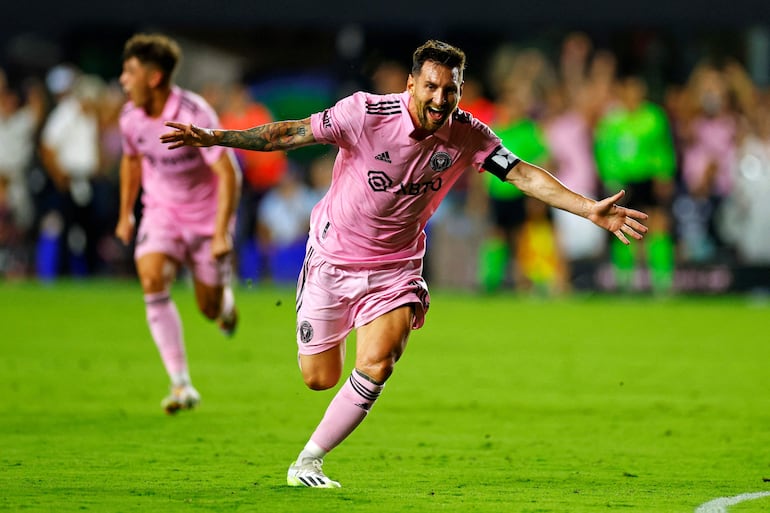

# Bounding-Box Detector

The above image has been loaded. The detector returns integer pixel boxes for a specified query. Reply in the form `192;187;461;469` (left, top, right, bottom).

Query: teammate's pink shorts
295;246;431;355
134;207;232;287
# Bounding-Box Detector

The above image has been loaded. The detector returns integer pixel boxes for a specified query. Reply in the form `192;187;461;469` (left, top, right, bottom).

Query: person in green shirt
477;89;552;292
594;73;676;293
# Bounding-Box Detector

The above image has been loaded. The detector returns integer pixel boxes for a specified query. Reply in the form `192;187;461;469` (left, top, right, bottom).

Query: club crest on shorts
429;151;452;172
299;320;314;344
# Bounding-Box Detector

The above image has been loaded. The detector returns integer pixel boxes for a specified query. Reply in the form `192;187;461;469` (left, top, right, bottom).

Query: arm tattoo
219;119;313;151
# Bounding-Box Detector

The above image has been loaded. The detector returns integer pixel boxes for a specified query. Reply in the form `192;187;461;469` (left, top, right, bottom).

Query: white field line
695;491;770;513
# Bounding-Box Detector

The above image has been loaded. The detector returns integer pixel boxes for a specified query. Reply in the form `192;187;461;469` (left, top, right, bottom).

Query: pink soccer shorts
134;207;232;287
295;246;430;355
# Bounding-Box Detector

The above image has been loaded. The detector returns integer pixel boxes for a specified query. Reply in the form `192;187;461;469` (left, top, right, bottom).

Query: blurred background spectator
541;42;607;288
215;79;289;283
593;72;677;294
38;70;106;279
718;88;770;265
2;3;770;293
474;46;554;293
0;68;46;277
256;164;316;284
676;61;745;263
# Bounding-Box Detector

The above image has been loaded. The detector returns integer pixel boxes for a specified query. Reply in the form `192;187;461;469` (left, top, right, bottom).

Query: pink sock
145;291;187;378
309;370;384;453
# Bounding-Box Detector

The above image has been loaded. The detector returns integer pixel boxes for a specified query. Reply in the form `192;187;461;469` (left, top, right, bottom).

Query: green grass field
2;280;770;512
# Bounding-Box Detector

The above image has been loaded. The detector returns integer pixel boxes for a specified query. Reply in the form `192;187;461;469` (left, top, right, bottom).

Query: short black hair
123;33;181;86
411;40;466;77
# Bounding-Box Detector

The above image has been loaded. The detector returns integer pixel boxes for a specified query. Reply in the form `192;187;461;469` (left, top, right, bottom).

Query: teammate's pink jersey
120;86;228;233
309;90;503;265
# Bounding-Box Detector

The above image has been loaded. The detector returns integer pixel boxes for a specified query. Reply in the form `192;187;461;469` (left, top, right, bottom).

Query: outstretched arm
506;161;648;244
160;118;316;152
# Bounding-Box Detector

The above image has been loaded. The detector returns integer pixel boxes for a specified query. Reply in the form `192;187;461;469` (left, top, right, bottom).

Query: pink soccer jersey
309;90;506;265
120;86;229;233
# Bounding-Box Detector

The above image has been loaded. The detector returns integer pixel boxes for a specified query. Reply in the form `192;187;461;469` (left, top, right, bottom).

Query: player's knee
302;369;340;391
297;346;344;390
138;258;176;293
139;274;167;293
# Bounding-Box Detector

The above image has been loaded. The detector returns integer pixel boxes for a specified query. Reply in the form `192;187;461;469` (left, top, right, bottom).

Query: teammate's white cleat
161;384;201;415
287;458;341;488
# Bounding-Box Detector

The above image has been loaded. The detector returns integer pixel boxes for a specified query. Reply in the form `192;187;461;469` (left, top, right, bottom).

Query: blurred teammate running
115;33;241;414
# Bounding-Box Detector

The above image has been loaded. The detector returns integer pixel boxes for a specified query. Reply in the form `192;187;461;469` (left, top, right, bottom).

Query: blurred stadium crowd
1;28;770;294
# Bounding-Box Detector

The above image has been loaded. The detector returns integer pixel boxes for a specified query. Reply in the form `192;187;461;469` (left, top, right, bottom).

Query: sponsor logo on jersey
374;151;392;163
367;170;444;195
396;177;443;195
367;170;393;191
144;149;199;168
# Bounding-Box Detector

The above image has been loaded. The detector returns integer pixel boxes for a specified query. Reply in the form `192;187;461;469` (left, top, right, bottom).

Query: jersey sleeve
118;106;139;157
310;91;365;149
472;121;521;182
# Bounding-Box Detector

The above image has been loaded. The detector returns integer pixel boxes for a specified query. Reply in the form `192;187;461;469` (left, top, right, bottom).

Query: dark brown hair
411;40;466;77
123;33;181;86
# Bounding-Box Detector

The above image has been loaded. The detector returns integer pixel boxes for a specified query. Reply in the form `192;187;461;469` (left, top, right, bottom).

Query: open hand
160;122;217;149
588;190;649;244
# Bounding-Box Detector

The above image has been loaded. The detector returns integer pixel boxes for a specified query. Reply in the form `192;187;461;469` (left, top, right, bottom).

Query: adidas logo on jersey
374;151;392;163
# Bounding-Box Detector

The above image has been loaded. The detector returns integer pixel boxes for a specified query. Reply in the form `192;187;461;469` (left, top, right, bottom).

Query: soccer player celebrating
115;33;241;414
161;40;647;485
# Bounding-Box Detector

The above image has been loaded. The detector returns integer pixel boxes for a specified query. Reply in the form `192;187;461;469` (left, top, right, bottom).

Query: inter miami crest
299;320;314;344
429;151;452;172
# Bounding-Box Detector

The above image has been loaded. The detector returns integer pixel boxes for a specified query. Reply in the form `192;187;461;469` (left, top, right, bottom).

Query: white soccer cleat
287;458;341;488
161;384;201;415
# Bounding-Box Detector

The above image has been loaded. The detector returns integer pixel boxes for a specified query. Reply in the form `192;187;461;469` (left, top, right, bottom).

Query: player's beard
417;103;450;133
